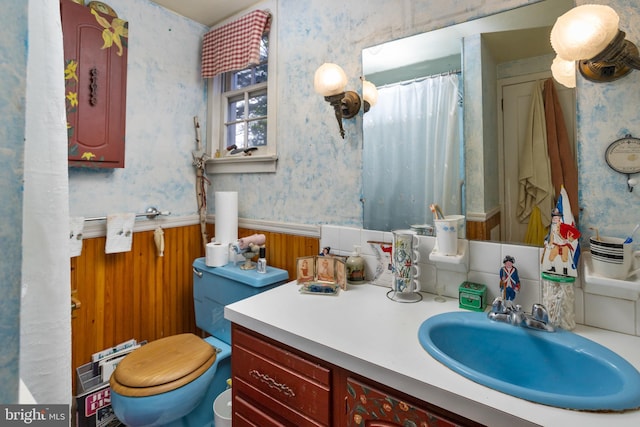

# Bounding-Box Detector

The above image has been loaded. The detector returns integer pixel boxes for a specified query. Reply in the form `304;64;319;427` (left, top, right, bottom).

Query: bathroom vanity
225;282;640;426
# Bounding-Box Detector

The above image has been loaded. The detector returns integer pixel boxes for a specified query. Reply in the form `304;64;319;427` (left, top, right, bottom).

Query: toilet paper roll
215;191;238;245
206;242;229;267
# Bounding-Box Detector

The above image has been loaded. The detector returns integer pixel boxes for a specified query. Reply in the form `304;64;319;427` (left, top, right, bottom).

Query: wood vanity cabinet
232;325;331;426
231;324;482;427
60;0;128;168
343;376;483;427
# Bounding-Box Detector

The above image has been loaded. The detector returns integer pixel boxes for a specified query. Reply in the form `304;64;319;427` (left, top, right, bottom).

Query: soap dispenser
346;245;365;284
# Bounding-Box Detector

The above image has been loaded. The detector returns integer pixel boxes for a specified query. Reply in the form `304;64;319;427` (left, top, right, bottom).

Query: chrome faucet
488;298;555;332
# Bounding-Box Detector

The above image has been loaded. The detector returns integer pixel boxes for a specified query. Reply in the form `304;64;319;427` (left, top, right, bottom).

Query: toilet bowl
109;258;288;427
110;334;231;427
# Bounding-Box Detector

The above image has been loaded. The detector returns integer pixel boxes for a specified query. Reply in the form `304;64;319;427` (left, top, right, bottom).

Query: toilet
110;257;288;427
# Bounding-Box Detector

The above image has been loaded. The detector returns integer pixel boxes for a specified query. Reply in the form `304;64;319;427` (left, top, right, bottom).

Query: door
499;72;576;242
61;0;128;168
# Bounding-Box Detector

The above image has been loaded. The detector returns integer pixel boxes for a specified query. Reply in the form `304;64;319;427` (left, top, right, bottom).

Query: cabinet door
60;0;128;168
345;377;476;427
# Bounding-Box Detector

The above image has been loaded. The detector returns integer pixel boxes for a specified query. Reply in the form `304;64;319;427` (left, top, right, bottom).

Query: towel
517;80;553;228
543;78;579;220
237;233;266;249
105;213;136;254
69;216;85;257
523;206;547;246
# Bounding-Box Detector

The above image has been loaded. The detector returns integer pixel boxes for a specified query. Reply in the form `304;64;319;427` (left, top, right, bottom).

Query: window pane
231;69;253;90
255;63;268;84
259;35;268;62
228;96;245;121
248;92;267;118
226;122;246;149
248;119;267;147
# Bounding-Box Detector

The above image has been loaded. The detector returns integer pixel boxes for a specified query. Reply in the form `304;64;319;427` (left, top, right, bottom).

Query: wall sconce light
362;78;379;113
314;63;362;139
550;4;640;88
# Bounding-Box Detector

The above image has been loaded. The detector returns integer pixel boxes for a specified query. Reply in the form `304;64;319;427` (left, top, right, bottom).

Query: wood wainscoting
466;211;501;241
70;223;318;392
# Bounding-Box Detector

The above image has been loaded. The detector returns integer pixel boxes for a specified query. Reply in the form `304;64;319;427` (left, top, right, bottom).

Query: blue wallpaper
0;0;27;404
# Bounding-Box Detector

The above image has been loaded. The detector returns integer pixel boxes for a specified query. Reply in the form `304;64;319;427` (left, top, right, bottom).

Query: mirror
362;0;575;242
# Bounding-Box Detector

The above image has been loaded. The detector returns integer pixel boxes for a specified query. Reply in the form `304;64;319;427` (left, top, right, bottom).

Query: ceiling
149;0;258;27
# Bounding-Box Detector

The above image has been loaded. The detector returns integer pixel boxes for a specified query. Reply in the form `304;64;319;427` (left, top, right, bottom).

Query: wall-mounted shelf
583;252;640;301
428;239;468;270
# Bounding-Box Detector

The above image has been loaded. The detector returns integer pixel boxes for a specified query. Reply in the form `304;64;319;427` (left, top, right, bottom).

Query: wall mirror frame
362;0;576;244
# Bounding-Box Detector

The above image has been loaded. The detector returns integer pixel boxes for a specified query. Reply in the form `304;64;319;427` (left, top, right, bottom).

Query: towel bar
83;207;171;222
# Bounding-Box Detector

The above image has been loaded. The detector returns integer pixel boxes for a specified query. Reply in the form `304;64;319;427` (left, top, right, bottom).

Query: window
206;2;278;174
223;34;268;151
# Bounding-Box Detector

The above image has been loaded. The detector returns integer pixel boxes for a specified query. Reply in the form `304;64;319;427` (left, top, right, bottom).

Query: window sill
205;155;278;174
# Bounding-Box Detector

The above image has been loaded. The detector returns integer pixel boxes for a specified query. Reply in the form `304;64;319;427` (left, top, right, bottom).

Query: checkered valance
201;10;271;78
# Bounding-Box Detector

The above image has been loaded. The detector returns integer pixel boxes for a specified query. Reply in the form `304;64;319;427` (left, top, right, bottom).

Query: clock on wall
605;134;640;191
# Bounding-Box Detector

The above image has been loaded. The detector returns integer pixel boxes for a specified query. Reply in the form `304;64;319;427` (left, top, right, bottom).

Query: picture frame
295;255;348;291
316;256;335;282
296;256;315;283
334;258;347;290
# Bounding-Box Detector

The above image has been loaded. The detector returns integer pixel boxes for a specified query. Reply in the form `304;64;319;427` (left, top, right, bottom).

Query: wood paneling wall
70;224;318;392
466;211;501;241
237;227;319;276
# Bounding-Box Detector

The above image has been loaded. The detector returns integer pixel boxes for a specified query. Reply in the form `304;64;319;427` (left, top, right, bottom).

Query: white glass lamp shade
550;4;619;61
551;55;576;88
362;79;379;107
314;63;348;97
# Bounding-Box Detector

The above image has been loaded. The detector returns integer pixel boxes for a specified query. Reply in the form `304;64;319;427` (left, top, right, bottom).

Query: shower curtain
363;73;462;231
20;0;72;402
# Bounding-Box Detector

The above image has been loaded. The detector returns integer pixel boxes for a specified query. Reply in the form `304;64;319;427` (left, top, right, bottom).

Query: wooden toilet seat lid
110;333;216;397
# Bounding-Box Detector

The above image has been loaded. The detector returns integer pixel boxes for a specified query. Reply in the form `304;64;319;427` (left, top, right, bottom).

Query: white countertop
225;282;640;427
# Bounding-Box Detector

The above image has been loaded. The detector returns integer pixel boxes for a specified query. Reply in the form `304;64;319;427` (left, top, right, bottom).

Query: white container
434;218;458;255
445;214;465;238
213;388;232;427
590;236;640;280
541;272;575;330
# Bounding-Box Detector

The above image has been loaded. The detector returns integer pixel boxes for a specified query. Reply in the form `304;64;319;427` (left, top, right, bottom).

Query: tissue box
458;281;487;312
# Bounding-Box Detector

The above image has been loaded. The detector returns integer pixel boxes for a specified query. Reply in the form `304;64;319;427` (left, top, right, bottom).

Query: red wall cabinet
60;0;128;168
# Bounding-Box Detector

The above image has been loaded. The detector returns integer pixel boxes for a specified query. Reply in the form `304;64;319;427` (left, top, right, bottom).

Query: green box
458;281;487;312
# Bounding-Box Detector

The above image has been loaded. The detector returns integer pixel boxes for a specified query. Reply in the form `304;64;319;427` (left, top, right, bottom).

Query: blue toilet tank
192;257;288;344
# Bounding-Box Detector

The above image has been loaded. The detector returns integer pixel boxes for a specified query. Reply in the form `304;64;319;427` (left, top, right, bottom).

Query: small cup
444;215;465;238
392;230;420;275
590;236;640;280
434;219;458;255
393;263;421;281
392;276;421;294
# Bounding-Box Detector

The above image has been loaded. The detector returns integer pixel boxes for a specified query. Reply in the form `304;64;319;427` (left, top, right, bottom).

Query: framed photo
296;256;315;283
334;258;347;290
316;257;335;282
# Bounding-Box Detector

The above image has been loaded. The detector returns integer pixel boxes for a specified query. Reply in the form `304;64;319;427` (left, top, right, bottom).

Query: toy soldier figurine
499;255;520;301
543;207;580;276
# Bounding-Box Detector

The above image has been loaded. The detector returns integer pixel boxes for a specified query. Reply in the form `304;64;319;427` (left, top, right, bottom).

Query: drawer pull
249;369;296;397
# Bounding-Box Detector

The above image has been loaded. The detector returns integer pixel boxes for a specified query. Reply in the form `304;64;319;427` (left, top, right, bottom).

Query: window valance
201;10;271;78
